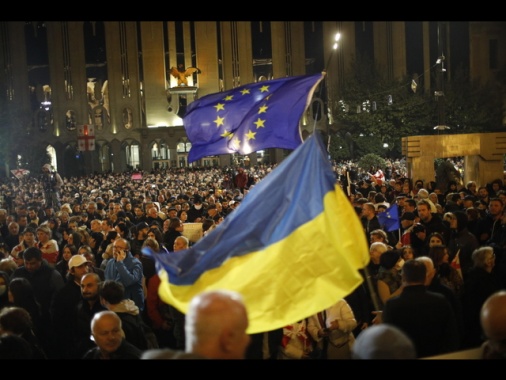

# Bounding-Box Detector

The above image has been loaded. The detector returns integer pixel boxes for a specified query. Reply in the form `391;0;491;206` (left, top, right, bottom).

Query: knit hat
351;324;417;359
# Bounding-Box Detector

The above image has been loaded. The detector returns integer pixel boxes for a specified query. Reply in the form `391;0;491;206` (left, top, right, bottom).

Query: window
127;144;140;169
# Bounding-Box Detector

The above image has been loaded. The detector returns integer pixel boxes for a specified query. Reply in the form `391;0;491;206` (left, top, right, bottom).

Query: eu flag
183;73;324;163
377;204;401;232
144;132;369;334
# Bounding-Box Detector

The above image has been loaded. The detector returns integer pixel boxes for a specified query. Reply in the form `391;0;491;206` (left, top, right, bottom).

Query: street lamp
325;32;341;155
325;33;341;72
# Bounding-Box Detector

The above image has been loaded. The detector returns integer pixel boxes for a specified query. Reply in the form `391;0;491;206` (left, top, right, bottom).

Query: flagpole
362;266;381;311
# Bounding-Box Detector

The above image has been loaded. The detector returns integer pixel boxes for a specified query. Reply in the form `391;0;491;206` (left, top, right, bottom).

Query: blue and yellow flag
144;132;369;334
183;73;324;163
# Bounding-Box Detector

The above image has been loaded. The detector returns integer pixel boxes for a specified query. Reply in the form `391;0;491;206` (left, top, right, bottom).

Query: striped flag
144;132;369;334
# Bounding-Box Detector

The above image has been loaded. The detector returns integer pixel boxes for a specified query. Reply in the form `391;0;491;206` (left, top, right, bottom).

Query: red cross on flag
78;124;96;151
11;168;30;179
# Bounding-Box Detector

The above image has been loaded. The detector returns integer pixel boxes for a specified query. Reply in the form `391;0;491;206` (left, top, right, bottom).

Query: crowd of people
0;158;505;360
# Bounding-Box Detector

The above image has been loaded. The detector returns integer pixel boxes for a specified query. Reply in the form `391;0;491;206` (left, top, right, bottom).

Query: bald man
142;290;251;359
480;291;506;359
82;310;142;359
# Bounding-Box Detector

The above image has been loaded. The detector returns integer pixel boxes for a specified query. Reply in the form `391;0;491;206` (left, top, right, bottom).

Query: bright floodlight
332;33;341;50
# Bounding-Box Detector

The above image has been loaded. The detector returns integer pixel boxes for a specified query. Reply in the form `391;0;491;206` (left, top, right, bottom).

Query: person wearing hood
99;279;158;350
446;210;479;281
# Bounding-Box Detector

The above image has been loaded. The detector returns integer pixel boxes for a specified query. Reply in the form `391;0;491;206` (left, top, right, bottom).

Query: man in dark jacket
382;259;460;358
10;246;65;358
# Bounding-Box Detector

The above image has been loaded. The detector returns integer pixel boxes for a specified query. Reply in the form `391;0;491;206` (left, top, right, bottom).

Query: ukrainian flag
145;132;369;334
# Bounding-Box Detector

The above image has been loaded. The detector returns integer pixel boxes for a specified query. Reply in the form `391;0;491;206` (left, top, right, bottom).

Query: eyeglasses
113;245;128;250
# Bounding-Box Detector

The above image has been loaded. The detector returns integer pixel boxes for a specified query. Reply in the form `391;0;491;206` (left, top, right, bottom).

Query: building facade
0;21;504;178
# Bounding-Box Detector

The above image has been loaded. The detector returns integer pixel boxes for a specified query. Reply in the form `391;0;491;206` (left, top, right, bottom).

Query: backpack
119;312;159;350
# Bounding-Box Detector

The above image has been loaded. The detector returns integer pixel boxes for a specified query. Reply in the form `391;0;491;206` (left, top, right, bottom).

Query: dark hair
147;227;163;245
401;259;426;283
202;218;215;233
428;232;445;245
115;223;131;240
0;306;33;335
99;280;125;304
428;245;448;266
168;217;182;230
0;334;33;359
22;247;42;261
8;278;41;320
380;250;401;270
105;230;118;242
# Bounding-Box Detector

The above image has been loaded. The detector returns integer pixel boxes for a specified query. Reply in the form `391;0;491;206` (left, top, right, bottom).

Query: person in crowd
11;226;37;263
99;279;157;350
163;217;184;252
74;272;107;358
0;333;35;359
400;245;415;262
409;223;429;257
396;212;416;248
376;250;404;308
0;306;47;359
307;298;357;359
55;243;77;282
417;256;465;347
142;290;250;359
480;290;506;359
36;225;59;267
50;254;90;358
78;244;105;280
4;221;20;252
7;277;44;340
187;195;205;223
361;202;382;239
40;164;63;211
428;245;464;297
10;246;64;358
417;199;451;244
351;323;417;359
145;237;176;349
461;246;504;349
82;310;142;359
130;222;149;258
234;167;249;194
446;210;480;280
474;198;504;246
0;270;9;309
99;230;118;270
428;232;446;248
382;259;460;358
104;238;144;312
146;205;164;230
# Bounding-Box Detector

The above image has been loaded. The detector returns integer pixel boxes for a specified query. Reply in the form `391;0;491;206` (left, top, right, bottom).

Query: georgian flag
77;124;96;151
11;168;30;179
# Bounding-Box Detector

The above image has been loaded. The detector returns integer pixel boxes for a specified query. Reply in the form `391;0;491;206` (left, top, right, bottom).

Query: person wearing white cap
51;254;90;358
